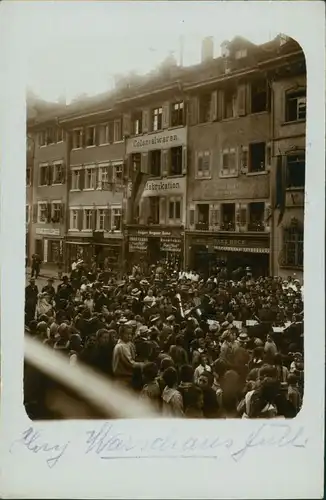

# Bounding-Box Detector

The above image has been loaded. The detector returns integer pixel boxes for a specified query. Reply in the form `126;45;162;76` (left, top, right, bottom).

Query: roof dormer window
235;49;248;59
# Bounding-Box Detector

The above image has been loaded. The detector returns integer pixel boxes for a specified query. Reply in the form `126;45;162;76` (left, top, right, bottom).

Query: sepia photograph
23;7;306;421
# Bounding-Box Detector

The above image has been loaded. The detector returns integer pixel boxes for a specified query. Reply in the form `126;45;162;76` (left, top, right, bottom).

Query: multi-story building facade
269;50;306;280
183;35;305;277
28;112;68;271
123;70;188;269
26;35;305;278
60;103;126;271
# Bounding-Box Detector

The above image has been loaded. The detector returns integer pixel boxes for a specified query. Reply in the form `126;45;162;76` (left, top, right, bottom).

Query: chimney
201;36;214;63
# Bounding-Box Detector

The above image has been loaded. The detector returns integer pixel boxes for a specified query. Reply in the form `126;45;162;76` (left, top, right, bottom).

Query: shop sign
36;227;61;237
215;237;269;249
129;236;148;253
142;177;186;197
160;237;182;253
126;127;187;154
136;229;173;237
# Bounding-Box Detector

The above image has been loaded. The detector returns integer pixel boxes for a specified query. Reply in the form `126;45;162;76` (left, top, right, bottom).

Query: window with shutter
182;146;187;175
32;204;38;223
159;198;166;225
47;165;52;185
211;91;218;121
237;84;247;116
162;103;170;129
77;209;83;231
189;208;195;228
161;150;169;177
141;152;149;174
142;109;149;133
240;147;248;174
114;119;122;142
217;91;224;121
189;97;198;126
123;113;131;138
104;207;111;231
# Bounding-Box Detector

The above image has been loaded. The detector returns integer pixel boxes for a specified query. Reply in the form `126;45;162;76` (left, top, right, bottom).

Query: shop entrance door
148;237;161;265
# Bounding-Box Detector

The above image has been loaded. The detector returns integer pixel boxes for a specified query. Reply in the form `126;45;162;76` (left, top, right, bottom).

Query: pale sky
22;1;294;103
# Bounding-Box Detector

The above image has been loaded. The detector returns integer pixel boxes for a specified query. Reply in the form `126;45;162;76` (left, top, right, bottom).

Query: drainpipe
122;134;128;277
268;73;275;276
57;119;71;274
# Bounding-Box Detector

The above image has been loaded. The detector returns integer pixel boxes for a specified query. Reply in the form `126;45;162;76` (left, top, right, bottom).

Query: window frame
285;89;307;123
169;146;183;176
39;163;49;186
83;209;93;231
72;128;83;150
70;167;81;191
51;201;62;223
84;165;96;190
168;197;182;223
171;101;184;127
85;125;96;147
286;152;305;189
148;196;160;225
97;208;106;231
111;206;122;231
149;150;162;177
70;208;79;231
37;201;48;224
113;162;123;184
151;107;163;132
220;148;238;177
223;88;237;120
52;161;64;185
114;119;123;142
283;225;304;268
98;164;110;189
196;150;211;179
26;205;30;224
248;141;267;174
132;112;143;136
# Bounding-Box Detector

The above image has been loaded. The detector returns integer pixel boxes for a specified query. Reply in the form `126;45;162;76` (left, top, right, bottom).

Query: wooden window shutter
81;128;86;148
237;84;247;116
79;168;85;190
217;90;224;120
189;96;198;125
159;197;166;224
105;206;111;231
47;203;52;223
32;204;38;223
60;203;65;223
162;102;170;129
188;203;195;229
94;167;99;190
77;209;83;231
142;109;149;133
139;198;149;225
264;202;272;232
266;142;272;171
141;152;149;174
209;204;215;231
182;146;188;175
161;150;169;177
92;206;96;230
237;203;248;232
211;91;218;121
240;146;249;174
61;164;66;184
123;113;131;138
47;164;52;185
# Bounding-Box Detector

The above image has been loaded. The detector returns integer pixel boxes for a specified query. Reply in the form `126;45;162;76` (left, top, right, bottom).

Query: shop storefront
186;233;270;277
126;226;184;272
65;233;123;272
34;227;64;271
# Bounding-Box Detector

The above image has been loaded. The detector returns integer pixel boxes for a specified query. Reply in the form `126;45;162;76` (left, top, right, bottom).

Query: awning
65;241;91;246
214;246;270;254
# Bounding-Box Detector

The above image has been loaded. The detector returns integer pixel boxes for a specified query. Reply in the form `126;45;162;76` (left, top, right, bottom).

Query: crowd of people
24;258;304;420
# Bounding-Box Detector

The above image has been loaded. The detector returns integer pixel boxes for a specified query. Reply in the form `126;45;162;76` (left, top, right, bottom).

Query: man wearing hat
42;277;56;301
25;278;39;324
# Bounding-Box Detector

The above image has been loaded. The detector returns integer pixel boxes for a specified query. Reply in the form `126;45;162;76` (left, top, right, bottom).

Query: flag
275;154;286;226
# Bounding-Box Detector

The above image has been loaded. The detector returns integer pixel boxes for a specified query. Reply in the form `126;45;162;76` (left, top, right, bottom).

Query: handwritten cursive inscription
10;427;70;468
9;422;308;467
85;422;308;461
